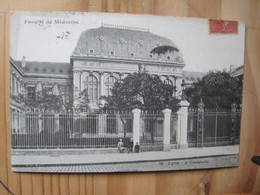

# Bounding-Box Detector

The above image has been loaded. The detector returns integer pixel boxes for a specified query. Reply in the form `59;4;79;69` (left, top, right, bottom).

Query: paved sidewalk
12;145;239;166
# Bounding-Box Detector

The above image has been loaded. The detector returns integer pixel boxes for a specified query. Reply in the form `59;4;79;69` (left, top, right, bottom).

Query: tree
101;70;180;142
184;71;242;109
73;89;90;113
14;91;67;112
101;70;180;112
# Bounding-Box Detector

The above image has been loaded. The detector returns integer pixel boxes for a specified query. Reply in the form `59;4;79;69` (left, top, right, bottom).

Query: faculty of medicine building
10;24;187;112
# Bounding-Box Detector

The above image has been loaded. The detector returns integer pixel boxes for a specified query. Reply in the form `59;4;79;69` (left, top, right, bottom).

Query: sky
10;12;245;73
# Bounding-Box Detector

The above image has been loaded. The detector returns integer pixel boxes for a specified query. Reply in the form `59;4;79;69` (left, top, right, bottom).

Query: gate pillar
162;108;172;151
177;100;190;149
132;109;141;147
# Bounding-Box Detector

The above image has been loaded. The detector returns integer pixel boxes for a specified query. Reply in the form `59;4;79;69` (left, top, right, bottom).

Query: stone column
132;109;141;146
100;72;104;96
176;100;189;149
162;108;172;151
99;72;105;107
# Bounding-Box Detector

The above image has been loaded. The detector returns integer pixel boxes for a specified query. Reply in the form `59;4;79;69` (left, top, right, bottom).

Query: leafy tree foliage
101;70;180;141
73;89;90;113
14;91;64;111
14;88;90;113
101;70;180;112
184;71;242;109
14;90;74;112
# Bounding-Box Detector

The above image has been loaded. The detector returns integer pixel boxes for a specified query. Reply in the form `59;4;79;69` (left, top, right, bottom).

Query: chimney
21;56;26;67
230;65;235;73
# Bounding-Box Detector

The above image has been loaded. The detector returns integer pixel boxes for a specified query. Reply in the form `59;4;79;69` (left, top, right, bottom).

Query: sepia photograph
10;12;245;173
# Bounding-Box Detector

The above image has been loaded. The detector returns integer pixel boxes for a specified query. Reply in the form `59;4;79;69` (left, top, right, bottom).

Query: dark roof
14;61;72;75
183;71;205;82
72;26;182;62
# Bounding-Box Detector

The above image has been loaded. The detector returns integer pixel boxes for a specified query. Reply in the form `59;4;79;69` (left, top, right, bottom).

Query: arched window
164;79;173;86
104;76;117;96
84;75;98;102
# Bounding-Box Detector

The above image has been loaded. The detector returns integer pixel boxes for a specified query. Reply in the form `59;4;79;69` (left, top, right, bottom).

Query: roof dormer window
89;49;94;54
167;56;170;60
149;54;153;58
130;53;135;57
110;51;115;56
119;38;124;43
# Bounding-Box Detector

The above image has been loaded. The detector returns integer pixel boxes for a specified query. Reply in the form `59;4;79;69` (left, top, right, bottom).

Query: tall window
84;75;98;102
164;79;173;86
43;86;53;95
27;86;36;99
104;76;117;96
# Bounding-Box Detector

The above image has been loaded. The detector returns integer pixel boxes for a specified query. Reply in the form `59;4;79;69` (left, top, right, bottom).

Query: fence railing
10;102;241;150
11;111;133;149
139;111;164;151
187;107;241;147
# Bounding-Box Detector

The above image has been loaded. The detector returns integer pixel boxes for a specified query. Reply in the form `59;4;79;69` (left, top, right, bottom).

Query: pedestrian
134;142;140;153
117;138;124;153
127;138;133;153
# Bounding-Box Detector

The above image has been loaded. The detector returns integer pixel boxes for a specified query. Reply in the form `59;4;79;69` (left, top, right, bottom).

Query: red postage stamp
209;19;238;34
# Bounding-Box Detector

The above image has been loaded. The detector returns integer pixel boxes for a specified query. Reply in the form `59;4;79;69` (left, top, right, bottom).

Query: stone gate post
176;100;190;149
162;108;172;151
132;109;141;146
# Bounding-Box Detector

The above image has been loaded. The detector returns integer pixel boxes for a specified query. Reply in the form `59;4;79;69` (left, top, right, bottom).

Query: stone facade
10;25;186;111
71;25;185;109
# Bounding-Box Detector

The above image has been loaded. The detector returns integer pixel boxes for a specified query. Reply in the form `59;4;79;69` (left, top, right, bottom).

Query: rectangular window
27;86;36;99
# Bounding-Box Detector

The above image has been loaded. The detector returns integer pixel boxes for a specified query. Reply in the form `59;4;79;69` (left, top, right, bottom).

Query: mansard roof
14;60;72;76
72;25;184;64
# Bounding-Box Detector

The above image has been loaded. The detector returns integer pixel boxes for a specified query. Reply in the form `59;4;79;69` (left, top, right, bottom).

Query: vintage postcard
10;12;245;173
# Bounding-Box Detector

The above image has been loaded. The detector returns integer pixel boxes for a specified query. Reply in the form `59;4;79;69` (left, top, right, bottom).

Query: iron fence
11;110;133;149
187;108;241;147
